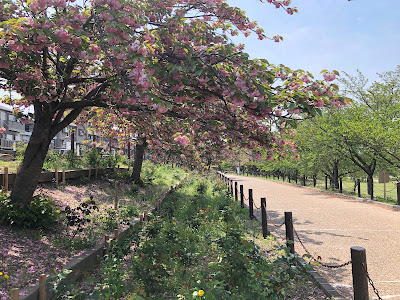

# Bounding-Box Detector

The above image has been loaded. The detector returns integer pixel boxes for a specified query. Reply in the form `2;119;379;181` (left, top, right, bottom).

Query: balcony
3;120;25;132
0;139;15;149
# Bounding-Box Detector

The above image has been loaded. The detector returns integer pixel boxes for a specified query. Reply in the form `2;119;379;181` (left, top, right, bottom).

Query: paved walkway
227;174;400;300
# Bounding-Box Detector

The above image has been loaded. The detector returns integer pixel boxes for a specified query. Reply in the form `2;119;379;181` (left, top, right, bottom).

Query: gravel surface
227;174;400;300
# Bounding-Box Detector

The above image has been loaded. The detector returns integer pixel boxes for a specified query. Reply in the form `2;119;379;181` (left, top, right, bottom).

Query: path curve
227;174;400;300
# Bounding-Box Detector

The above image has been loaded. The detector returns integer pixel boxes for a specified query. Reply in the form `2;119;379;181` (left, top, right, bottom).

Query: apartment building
0;102;126;156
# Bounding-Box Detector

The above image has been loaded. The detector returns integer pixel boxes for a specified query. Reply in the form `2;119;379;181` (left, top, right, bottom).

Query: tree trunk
10;115;53;205
131;141;147;184
332;160;339;189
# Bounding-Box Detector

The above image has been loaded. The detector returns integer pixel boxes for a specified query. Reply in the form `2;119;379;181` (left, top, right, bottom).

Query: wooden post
104;235;110;255
240;184;244;208
10;288;19;300
71;130;75;154
114;229;119;240
261;198;268;238
55;167;58;188
249;189;254;220
39;274;47;300
3;167;8;192
234;182;238;201
95;165;98;179
358;179;361;197
339;177;343;193
351;246;369;300
285;212;295;254
143;210;148;221
230;180;233;196
62;168;66;185
88;166;91;180
114;181;119;210
325;176;328;190
16;167;20;174
397;183;400;206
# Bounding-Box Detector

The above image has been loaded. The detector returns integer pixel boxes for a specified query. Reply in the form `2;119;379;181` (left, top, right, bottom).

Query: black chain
253;202;261;210
365;265;383;300
269;220;285;228
293;226;352;269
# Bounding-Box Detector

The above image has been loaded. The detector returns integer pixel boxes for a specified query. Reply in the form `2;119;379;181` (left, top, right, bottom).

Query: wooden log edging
0;167;130;190
18;180;183;300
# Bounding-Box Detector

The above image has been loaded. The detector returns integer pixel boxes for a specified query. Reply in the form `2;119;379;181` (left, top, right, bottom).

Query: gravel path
226;174;400;300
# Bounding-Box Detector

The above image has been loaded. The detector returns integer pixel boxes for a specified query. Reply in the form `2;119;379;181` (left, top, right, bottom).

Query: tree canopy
0;0;344;203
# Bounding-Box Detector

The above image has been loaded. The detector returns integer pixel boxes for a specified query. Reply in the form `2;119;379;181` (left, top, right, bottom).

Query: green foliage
43;150;62;171
83;148;101;168
99;208;119;232
15;142;27;162
195;179;208;194
0;193;58;229
65;150;83;169
99;153;121;168
54;174;308;299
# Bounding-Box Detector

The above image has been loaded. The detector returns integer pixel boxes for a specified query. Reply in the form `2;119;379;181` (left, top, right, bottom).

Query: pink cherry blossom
323;73;336;81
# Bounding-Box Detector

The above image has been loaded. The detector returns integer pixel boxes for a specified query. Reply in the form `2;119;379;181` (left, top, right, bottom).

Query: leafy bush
83;148;101;168
64;199;98;237
99;153;121;169
43;150;62;171
0;193;58;229
15;142;27;162
65;150;83;169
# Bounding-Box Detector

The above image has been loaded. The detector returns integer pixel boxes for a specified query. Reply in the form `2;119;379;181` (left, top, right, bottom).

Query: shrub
0;193;58;229
43;150;62;171
83;148;101;168
65;150;83;169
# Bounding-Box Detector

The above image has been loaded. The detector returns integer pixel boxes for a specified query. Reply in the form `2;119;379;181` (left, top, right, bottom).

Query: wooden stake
248;189;254;220
143;210;148;221
114;181;119;210
62;168;66;185
10;288;19;300
234;182;238;201
351;246;369;300
55;167;58;188
114;229;119;240
39;274;47;300
285;212;295;254
4;167;8;192
104;235;110;255
240;185;244;208
261;198;268;238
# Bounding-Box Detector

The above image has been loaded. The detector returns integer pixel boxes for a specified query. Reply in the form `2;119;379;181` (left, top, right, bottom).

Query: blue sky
227;0;400;84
